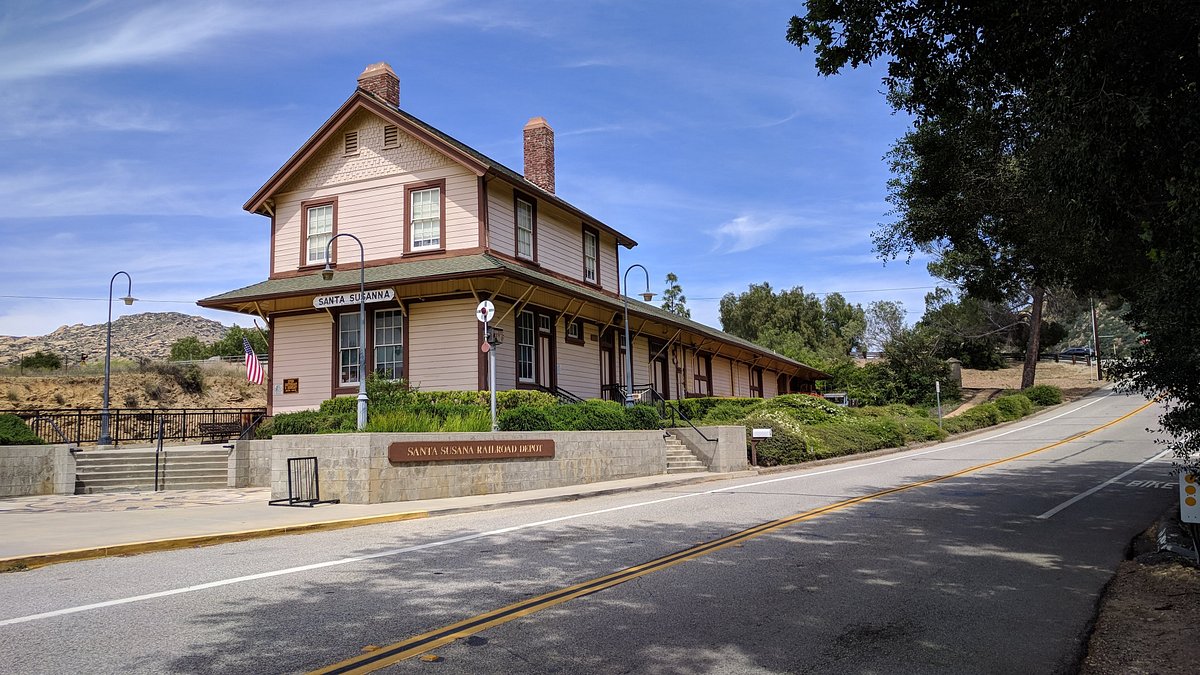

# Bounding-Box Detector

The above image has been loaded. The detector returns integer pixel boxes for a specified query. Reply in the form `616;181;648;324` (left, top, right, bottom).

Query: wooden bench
198;422;244;444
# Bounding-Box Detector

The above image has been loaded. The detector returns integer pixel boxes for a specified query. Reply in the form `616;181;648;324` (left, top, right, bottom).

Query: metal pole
621;264;651;408
1091;298;1102;381
488;327;498;432
324;234;369;431
935;380;943;430
100;271;132;446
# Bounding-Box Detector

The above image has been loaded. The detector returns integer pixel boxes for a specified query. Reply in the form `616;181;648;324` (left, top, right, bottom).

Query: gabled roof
244;90;638;249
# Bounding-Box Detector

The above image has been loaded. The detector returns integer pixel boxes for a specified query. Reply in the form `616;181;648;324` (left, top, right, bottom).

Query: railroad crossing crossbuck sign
476;300;495;323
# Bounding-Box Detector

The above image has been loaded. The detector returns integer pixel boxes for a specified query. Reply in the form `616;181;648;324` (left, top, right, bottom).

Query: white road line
0;391;1129;627
1035;449;1173;519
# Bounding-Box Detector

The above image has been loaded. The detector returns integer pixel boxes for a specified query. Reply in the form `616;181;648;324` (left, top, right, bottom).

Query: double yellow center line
314;397;1156;674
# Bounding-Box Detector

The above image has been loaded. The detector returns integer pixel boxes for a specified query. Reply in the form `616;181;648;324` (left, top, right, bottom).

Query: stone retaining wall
228;440;272;488
668;426;748;473
266;431;672;504
0;445;75;497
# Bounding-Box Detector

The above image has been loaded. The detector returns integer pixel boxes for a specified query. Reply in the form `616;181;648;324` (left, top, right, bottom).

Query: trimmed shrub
760;394;846;424
495;390;559;410
0;414;42;445
699;399;765;423
745;418;809;466
993;394;1034;421
677;397;762;421
551;400;628;431
943;403;1002;434
499;405;554;431
1022;384;1064;406
269;409;351;436
623;404;661;430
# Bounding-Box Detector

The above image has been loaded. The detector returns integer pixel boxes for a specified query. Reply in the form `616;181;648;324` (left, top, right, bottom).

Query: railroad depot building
200;63;827;415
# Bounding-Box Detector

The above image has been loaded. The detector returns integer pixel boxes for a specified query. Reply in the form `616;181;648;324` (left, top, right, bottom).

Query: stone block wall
669;426;748;473
228;440;273;488
0;445;75;497
267;431;669;504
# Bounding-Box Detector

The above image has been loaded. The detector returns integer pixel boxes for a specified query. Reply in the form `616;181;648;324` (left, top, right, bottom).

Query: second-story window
305;203;334;266
410;186;441;250
583;229;598;283
516;197;534;260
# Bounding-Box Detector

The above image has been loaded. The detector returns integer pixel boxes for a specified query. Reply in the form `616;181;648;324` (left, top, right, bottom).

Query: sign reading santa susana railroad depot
312;288;395;309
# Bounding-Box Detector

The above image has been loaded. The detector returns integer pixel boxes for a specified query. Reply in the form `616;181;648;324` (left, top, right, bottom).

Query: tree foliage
718;283;864;364
788;1;1200;470
863;300;905;352
660;272;691;318
19;351;62;370
169;326;267;361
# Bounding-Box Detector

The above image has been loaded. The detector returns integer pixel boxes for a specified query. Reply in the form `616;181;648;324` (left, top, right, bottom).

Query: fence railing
12;407;266;446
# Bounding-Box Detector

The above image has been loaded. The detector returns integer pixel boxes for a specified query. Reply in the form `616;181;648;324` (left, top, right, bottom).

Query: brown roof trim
243;91;487;214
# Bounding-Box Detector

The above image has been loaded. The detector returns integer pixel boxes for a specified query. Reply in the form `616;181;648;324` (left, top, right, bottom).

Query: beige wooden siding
536;208;581;280
271;314;332;413
711;356;733;397
485;301;517;392
733;362;751;397
763;370;779;398
599;232;619;293
557;319;600;399
631;336;650;386
272;110;480;273
486;182;515;255
407;299;480;391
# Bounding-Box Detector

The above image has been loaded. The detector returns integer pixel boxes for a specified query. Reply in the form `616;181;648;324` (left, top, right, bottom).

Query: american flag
243;336;264;385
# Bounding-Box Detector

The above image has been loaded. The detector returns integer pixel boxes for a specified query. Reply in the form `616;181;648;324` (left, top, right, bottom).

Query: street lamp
99;271;135;446
622;264;655;407
322;233;369;431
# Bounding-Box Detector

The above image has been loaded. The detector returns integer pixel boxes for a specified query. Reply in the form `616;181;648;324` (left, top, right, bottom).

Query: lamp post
99;271;135;446
621;264;655;407
322;233;369;431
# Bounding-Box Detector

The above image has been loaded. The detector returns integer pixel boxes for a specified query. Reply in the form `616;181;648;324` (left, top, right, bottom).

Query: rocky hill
0;312;229;366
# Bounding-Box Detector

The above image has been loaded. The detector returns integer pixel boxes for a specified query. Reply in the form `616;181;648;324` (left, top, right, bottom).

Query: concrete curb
0;471;755;573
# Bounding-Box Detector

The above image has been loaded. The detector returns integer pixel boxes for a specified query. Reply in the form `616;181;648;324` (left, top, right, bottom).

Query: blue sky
0;0;936;338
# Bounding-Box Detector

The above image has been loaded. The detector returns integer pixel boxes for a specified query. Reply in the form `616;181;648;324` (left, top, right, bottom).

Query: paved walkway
0;471;753;567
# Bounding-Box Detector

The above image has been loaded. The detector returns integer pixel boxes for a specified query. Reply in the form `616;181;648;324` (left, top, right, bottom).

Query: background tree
169;336;209;361
207;326;267;358
660;273;691;318
719;283;864;365
788;0;1200;471
19;351;62;371
863;300;905;352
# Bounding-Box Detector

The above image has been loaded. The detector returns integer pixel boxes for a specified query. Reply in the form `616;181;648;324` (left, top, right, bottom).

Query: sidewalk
0;470;754;571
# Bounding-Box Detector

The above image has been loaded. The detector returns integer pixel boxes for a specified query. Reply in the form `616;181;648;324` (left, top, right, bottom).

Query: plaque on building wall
283;378;300;394
388;440;555;463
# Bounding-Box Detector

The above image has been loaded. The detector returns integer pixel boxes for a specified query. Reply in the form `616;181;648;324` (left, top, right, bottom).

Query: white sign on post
476;300;495;323
1181;472;1200;523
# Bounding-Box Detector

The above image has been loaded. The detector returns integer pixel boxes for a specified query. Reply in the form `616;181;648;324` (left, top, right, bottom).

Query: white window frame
517;310;535;383
410;186;441;250
584;230;598;283
566;320;582;341
373;309;403;380
338;312;361;386
306;204;334;266
516;198;534;259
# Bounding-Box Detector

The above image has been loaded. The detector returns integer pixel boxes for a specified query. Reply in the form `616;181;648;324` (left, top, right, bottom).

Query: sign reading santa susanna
312;288;395;309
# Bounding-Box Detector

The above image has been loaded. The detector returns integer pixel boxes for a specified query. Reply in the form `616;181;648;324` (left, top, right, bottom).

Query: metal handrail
12;407;266;446
641;387;715;443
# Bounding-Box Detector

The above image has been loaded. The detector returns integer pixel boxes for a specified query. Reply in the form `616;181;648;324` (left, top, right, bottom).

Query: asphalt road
0;389;1174;674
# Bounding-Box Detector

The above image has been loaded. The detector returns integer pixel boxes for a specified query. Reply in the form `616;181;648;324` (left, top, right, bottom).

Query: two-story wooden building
200;63;827;414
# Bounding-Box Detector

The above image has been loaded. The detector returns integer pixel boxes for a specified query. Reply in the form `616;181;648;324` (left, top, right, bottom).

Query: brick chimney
357;62;399;107
523;116;555;194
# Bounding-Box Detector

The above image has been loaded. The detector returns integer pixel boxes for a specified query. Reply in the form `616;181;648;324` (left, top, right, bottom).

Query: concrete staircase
74;447;230;493
664;432;707;473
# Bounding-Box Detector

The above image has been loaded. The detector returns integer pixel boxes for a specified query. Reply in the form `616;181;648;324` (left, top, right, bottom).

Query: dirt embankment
1;363;267;411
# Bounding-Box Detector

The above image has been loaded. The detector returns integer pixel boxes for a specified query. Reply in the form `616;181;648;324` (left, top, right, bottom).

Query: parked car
1059;346;1094;358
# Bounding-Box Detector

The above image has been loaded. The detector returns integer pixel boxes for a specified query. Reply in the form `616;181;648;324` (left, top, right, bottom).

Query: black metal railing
12;407;266;446
529;383;587;405
640;387;715;443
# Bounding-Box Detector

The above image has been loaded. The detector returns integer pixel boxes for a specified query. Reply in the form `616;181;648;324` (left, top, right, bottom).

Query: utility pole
1091;298;1102;381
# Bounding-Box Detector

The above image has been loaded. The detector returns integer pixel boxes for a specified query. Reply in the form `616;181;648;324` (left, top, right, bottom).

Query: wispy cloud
709;214;795;253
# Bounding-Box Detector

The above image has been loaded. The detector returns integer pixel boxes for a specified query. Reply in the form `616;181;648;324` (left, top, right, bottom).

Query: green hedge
1022;384;1064;406
677;397;762;421
0;414;43;445
498;401;660;432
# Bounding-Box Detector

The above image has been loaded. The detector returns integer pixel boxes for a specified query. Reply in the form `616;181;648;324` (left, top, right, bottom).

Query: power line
0;295;198;304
